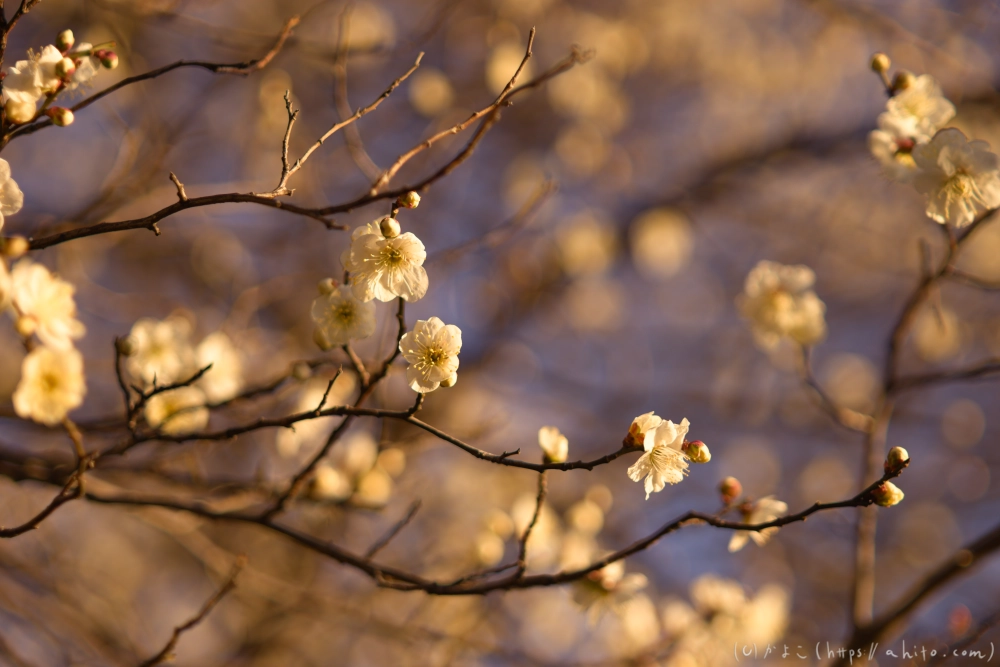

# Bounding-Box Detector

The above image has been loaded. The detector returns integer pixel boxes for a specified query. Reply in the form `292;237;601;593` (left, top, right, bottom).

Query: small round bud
440;373;457;388
115;335;136;357
313;327;332;351
398;191;421;209
317;277;337;295
2;236;29;259
56;30;75;52
872;481;905;507
45;107;74;127
55;57;76;79
719;476;743;505
4;99;35;125
379;216;401;238
892;71;915;93
870;52;890;74
682;439;711;464
291;362;313;381
15;316;37;338
94;49;118;70
884;446;910;474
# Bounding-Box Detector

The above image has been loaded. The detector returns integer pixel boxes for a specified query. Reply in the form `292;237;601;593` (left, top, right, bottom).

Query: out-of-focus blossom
571;560;647;624
737;260;826;350
913;128;1000;228
399;317;461;393
869;113;920;182
342;220;428;302
630;208;693;279
409;68;454;117
196;331;244;402
0;259;10;309
310;464;352;502
555;212;617;277
13;346;85;425
11;260;86;350
728;496;788;552
144;386;209;436
125;316;197;387
0;159;24;231
884;73;955;139
538;425;568;463
276;375;356;458
311;284;376;347
627;418;691;499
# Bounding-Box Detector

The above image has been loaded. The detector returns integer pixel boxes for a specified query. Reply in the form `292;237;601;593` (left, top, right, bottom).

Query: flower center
334;303;355;325
41;372;60;392
948;173;973;197
422;347;446;367
379;245;405;268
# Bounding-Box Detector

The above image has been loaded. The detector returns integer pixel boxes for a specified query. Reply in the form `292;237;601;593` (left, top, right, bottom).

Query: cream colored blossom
728;496;788;552
884;73;955;139
913;128;1000;228
196;331;243;402
0;158;24;231
399;317;461;393
627;418;691;499
11;260;86;350
538;425;568;463
342;221;428;302
625;411;662;447
311;284;377;347
276;375;357;458
869;113;920;183
144;386;209;436
126;316;197;387
3;46;63;105
13;346;86;425
571;560;648;624
737;260;826;350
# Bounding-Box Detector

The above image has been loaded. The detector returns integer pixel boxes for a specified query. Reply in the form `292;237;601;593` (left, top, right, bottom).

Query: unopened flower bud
682;440;711;464
115;335;136;356
398;191;420;209
56;30;75;52
379;216;400;238
2;236;29;259
4;99;35;125
440;373;457;388
15;316;37;338
291;361;312;381
870;52;890;74
317;277;337;295
719;476;742;505
892;71;915;93
884;446;910;474
313;327;333;351
55;57;76;79
872;481;905;507
94;49;118;70
45;107;74;127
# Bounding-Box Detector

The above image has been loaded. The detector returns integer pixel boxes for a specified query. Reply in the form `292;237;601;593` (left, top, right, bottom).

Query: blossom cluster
868;58;1000;227
737;260;826;351
3;29;119;127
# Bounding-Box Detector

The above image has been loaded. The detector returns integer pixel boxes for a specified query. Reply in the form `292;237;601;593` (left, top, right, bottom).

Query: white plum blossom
342;220;428;302
737;260;826;350
625;411;662;447
311;284;377;347
66;44;99;90
0;159;24;231
913;128;1000;228
4;45;64;106
627;418;691;499
728;496;788;553
13;346;86;425
144;386;210;436
884;74;955;140
869;113;921;183
126;316;197;387
571;560;648;625
398;317;461;393
11;260;86;350
195;331;244;403
538;425;568;463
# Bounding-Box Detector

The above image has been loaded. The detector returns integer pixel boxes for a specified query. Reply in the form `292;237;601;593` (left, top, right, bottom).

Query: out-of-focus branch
332;4;383;182
515;472;547;576
797;346;874;433
138;555;246;667
364;500;422;559
927;606;1000;667
3;17;300;144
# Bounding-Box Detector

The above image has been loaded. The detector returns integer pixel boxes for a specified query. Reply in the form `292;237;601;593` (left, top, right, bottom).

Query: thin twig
516;472;547;576
364;500;422;559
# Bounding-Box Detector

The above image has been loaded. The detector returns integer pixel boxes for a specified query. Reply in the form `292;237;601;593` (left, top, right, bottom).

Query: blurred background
1;0;1000;664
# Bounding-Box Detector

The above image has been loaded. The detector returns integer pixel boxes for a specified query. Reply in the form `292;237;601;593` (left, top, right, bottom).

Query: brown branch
364;500;422;559
515;472;547;576
0;472;83;538
894;359;1000;391
138;555;246;667
927;606;1000;667
797;346;874;433
332;3;383;182
4;17;300;144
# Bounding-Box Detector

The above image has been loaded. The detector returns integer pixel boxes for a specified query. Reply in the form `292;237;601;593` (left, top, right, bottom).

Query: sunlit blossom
538;425;569;463
913;128;1000;228
737;260;826;350
144;386;210;436
311;284;377;347
11;259;86;350
13;346;86;425
399;317;461;393
126;316;197;387
196;331;244;403
342;221;428;302
728;496;788;552
627;418;691;499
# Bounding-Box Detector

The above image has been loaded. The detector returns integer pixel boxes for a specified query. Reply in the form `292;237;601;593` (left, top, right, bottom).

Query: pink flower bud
45;107;74;127
872;481;904;507
682;439;711;463
94;49;119;70
719;476;742;505
398;191;421;209
56;30;75;52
